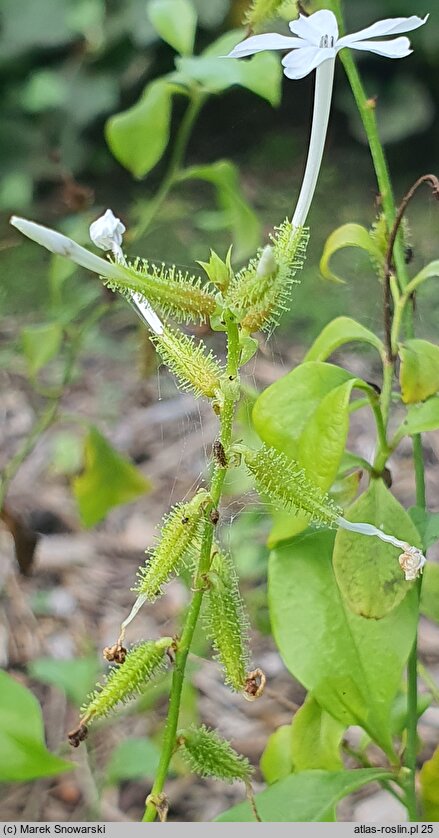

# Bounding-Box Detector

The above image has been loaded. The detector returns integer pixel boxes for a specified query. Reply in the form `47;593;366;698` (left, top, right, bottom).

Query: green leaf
333;480;421;619
269;530;418;755
21;322;62;376
291;695;344;771
148;0;197;55
320;223;383;284
260;725;293;785
106;737;160;785
29;657;101;707
180;161;260;260
105;79;172;178
73;427;151;527
399;339;439;404
420;563;439;624
409;506;439;550
176;31;282;105
420;744;439;821
304;317;384;362
253;362;353;462
216;768;393;822
397;397;439;436
405;260;439;296
0;671;73;781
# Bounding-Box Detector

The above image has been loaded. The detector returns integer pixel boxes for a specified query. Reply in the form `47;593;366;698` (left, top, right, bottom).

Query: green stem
134;91;205;240
329;0;426;821
143;315;241;822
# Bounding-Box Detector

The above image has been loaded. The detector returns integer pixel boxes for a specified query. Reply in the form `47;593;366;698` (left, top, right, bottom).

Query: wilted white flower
336;515;426;582
398;545;426;581
228;10;428;227
89;208;126;254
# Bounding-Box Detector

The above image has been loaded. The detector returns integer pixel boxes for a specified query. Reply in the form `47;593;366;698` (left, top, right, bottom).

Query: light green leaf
399;339;439;404
176;30;282;106
405;260;439;296
420;744;439;821
106;737;160;785
260;725;293;785
29;657;101;707
397;397;439;436
73;427;151;527
320;223;383;284
0;671;73;781
269;530;418;755
21;322;62;376
105;79;172;178
180;161;260;260
330;469;362;509
333;480;421;619
216;768;393;822
148;0;197;55
304;316;384;362
291;695;344;771
253;362;353;462
420;563;439;624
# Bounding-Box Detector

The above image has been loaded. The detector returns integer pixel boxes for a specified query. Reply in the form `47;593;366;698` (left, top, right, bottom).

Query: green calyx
225;220;309;334
204;549;251;692
152;326;224;399
135;491;209;599
243;444;342;526
104;259;216;325
81;638;172;724
177;724;253;784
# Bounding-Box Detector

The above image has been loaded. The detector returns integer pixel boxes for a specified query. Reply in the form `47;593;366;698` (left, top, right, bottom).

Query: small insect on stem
213;440;227;468
210;508;220;525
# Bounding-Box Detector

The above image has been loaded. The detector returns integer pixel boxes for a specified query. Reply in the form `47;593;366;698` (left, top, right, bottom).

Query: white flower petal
10;216;126;282
344;36;412;59
289;10;339;46
227;32;302;58
337;14;428;48
282;45;335;79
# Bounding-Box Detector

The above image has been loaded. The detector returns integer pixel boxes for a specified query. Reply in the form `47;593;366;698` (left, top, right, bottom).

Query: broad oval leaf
148;0;197;55
216;768;393;822
269;530;418;755
320;223;383;284
106;737;160;785
0;671;73;781
291;694;344;771
333;480;421;619
73;426;151;527
105;80;172;179
29;657;101;707
304;316;384;362
399;338;439;404
397;396;439;436
260;725;293;785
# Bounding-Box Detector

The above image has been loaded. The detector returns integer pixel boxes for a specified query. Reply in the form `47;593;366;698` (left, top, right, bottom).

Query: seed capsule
177;724;253;783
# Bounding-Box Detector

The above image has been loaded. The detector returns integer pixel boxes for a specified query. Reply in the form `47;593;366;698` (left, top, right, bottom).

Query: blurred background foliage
0;0;438;338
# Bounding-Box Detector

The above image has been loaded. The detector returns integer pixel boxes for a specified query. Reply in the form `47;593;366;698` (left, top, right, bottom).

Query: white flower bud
89;209;126;253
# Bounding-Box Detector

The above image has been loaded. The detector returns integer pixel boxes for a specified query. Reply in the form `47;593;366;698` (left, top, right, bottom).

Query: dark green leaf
29;657;101;707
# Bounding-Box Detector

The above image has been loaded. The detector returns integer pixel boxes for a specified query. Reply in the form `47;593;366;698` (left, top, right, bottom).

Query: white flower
228;10;428;80
90;208;126;253
228;10;428;228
